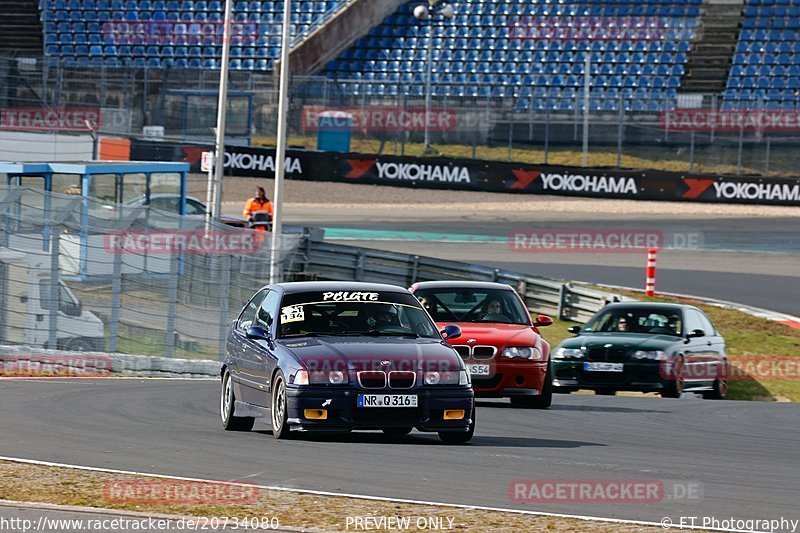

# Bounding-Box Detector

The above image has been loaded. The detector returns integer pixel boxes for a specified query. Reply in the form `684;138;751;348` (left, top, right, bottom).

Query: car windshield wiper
280;331;351;338
351;330;421;338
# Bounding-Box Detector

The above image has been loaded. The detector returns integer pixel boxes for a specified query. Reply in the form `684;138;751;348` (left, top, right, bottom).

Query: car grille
453;345;470;359
357;371;387;389
586;348;627;362
354;408;421;425
579;370;628;386
357;370;416;389
473;346;496;359
451;345;496;360
388;371;416;389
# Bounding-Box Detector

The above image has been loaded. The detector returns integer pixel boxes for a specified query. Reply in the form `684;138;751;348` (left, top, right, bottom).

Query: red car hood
437;322;540;347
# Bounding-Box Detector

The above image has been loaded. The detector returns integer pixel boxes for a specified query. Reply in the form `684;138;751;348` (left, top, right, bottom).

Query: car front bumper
552;360;666;391
285;386;474;432
469;361;548;397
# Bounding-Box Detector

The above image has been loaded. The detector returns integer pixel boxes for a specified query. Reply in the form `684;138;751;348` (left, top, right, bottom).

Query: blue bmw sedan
220;282;475;443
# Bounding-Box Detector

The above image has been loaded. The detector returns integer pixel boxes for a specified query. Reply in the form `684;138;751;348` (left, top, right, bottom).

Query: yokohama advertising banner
131;140;800;206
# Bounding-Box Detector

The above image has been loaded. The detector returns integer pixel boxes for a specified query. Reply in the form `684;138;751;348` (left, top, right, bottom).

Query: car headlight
502;346;543;360
632;350;669;361
293;369;348;385
553;347;586;359
423;370;470;386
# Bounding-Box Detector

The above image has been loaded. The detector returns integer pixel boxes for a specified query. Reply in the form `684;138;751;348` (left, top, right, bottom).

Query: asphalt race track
2;379;799;525
279;209;800;316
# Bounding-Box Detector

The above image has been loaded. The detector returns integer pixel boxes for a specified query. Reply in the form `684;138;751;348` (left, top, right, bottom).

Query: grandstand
4;0;800;113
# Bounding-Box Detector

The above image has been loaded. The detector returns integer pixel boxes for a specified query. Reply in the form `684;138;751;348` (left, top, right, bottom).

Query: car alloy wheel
663;357;685;398
271;375;290;439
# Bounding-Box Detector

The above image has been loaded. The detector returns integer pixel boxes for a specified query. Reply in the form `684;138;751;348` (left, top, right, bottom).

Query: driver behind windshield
370;304;400;328
482;298;510;321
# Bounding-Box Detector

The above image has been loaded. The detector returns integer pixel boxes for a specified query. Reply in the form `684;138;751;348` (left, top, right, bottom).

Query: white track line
0;456;752;532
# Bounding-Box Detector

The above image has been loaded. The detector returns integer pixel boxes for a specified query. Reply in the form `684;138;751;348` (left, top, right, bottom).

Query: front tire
438;403;475;444
220;370;254;432
271;374;291;439
663;357;685;398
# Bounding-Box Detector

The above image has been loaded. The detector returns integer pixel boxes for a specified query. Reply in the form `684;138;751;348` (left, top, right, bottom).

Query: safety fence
3;56;800;178
0;186;624;361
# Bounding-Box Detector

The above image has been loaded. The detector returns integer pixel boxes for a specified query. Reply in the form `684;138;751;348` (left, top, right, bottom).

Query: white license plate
584;362;624;372
468;364;491;376
357;394;418;408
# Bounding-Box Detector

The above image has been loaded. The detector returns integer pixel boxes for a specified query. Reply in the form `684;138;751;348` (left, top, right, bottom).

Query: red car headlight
501;347;543;360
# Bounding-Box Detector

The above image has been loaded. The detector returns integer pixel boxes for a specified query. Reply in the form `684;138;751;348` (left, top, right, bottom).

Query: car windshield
413;287;531;325
583;307;683;336
278;290;441;339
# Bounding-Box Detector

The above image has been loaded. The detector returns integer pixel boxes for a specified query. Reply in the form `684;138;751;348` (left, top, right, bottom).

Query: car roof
273;281;410;294
413;281;517;291
602;302;693;312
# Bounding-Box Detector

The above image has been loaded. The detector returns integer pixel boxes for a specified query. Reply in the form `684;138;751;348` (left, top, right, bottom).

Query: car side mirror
533;315;553;327
441;324;462;341
246;326;270;341
568;325;582;335
687;329;705;339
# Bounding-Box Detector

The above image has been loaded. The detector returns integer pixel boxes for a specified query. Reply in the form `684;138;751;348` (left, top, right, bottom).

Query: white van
0;248;105;351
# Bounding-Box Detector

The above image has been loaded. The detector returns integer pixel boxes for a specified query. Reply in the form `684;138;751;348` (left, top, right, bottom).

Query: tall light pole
208;0;234;227
269;0;292;284
413;1;454;155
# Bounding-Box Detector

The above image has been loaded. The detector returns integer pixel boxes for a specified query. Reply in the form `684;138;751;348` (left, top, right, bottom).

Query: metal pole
764;137;771;175
218;253;231;360
423;8;434;154
269;0;292;284
689;131;695;174
109;242;123;353
204;152;215;232
736;122;744;176
507;113;513;161
165;247;180;358
544;108;550;164
48;229;60;350
582;53;590;167
210;0;234;224
616;93;623;168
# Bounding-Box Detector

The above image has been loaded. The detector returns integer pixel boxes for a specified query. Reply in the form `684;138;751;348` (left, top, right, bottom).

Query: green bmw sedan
552;302;728;399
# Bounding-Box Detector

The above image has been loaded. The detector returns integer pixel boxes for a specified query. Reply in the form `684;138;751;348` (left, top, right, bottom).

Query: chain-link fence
0;185;307;360
2;55;800;177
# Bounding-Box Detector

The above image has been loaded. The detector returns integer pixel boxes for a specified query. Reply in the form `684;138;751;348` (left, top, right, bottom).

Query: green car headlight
632;350;669;361
554;347;586;359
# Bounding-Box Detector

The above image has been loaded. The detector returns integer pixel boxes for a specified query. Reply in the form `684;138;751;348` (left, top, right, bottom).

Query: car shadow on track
252;430;603;448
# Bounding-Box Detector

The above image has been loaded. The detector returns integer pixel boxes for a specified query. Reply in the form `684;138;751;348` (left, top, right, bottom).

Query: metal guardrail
295;236;626;322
